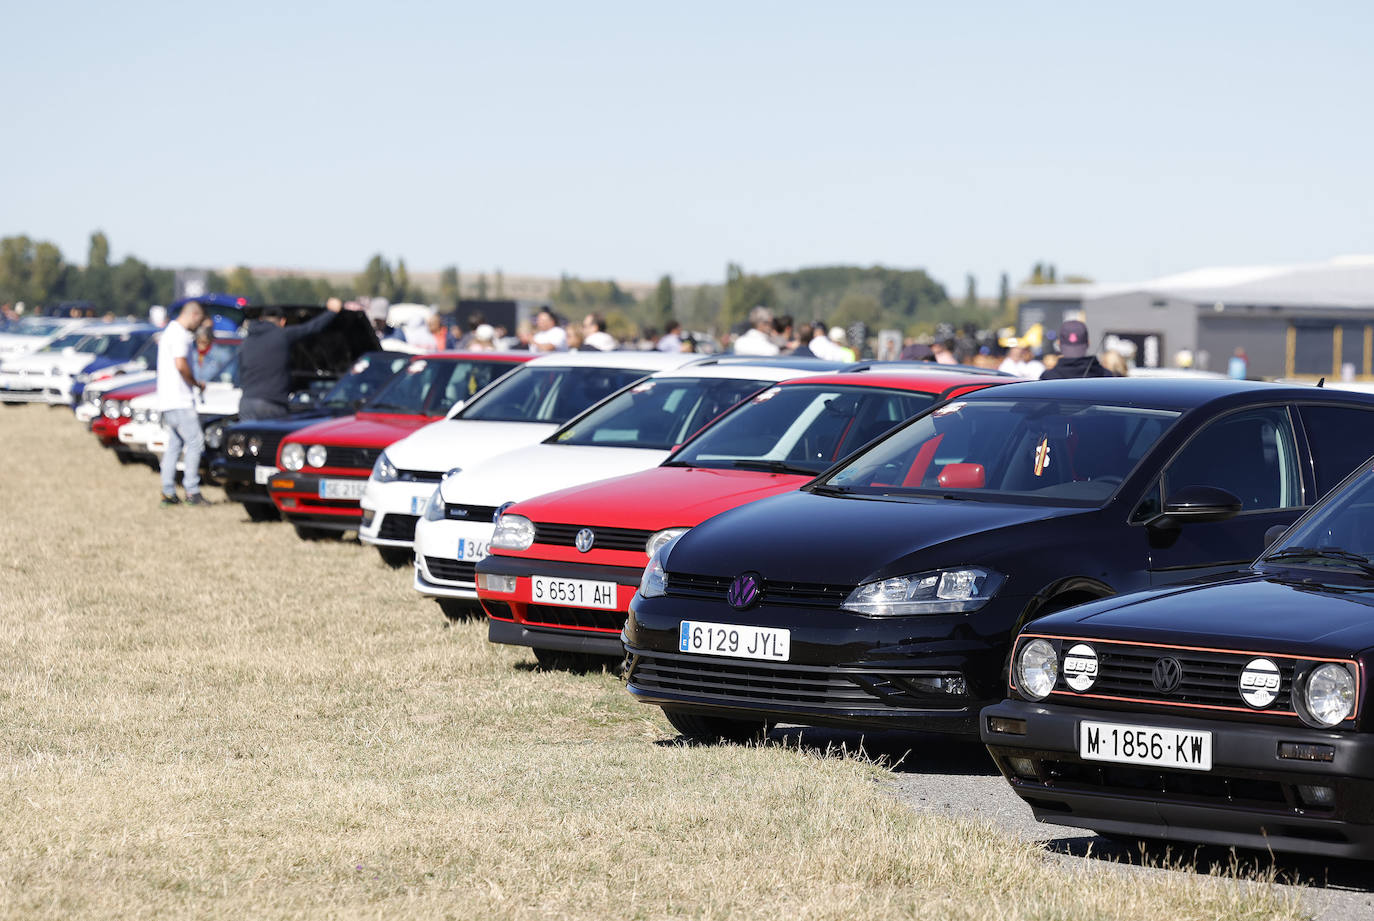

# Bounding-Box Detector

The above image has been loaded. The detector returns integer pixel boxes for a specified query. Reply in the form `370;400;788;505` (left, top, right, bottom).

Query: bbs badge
1239;657;1281;708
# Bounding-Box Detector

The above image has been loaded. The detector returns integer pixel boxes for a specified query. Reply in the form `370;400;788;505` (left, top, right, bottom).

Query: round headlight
102;401;119;420
226;433;246;458
306;444;328;468
247;436;263;458
205;423;224;450
1303;663;1356;727
646;528;689;558
281;443;306;471
1016;639;1059;701
120;401;132;418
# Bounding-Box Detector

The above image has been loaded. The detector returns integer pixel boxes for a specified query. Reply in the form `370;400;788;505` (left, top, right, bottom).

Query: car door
1138;405;1307;585
1294;402;1374;502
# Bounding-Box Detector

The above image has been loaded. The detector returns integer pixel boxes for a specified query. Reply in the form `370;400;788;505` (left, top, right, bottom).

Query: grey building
1017;256;1374;380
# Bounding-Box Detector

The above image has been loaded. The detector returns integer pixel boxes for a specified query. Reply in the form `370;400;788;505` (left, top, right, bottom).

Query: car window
674;385;936;474
42;332;91;352
322;355;410;409
1264;465;1374;564
1162;406;1301;512
458;365;647;424
1298;404;1374;497
554;377;771;450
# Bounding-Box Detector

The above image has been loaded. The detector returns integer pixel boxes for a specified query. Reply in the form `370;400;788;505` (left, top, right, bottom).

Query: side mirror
1264;524;1289;549
1148;485;1243;530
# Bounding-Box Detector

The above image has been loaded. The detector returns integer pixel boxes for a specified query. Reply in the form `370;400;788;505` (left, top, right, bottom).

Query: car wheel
293;523;334;540
245;503;281;522
531;647;622;674
377;547;412;568
438;599;482;621
661;708;769;744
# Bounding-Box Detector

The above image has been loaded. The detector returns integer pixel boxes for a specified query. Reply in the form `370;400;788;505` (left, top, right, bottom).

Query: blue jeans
161;408;203;496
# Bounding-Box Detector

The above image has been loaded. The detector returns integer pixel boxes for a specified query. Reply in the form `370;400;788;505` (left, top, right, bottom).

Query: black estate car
623;378;1374;743
209;351;410;520
982;455;1374;858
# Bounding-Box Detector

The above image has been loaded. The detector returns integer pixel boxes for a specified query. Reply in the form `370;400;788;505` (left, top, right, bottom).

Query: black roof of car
951;376;1374;411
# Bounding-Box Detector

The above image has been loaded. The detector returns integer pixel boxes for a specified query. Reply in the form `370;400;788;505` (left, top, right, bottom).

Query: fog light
1278;742;1335;762
1008;757;1038;779
906;674;968;695
279;498;297;509
477;573;517;594
1297;784;1336;807
360;509;375;528
987;717;1026;735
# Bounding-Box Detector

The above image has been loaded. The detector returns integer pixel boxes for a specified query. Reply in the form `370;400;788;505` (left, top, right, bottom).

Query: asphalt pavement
765;726;1374;921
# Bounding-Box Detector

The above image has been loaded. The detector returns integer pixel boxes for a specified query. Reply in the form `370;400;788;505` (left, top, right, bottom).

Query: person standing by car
1039;320;1115;379
238;298;343;420
157;300;209;507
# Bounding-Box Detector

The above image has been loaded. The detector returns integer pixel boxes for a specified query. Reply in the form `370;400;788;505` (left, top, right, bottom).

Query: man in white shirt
156;301;209;507
582;313;618;351
656;320;683;352
531;308;568;352
732;306;780;356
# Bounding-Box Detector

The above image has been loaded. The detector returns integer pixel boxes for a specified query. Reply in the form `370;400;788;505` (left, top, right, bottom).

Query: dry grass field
0;405;1303;920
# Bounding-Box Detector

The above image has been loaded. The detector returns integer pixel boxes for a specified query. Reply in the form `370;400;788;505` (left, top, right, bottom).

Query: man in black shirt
238;298;343;419
1040;319;1115;380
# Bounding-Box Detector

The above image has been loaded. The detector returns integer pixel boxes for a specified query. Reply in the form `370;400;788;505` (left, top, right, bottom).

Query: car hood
664;489;1086;586
441;443;672;508
286;412;432;448
89;371;155;398
509;465;811;528
383;419;559;473
1034;573;1374;657
2;350;95;374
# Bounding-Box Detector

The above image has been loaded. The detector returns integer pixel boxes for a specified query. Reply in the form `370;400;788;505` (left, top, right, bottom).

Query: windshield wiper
728;459;820;476
1264;546;1374;578
810;482;860;496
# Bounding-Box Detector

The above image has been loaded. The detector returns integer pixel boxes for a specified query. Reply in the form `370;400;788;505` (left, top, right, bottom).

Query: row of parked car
44;298;1374;861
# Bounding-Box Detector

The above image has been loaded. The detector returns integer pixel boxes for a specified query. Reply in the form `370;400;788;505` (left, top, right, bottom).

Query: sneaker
160;494;181;507
184;493;212;507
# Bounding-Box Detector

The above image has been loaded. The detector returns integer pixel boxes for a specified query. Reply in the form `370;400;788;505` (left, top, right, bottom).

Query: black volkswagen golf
982;455;1374;858
623;378;1374;742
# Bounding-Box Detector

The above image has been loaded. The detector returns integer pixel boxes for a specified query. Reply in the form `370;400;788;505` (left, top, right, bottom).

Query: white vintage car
0;323;154;405
409;361;831;613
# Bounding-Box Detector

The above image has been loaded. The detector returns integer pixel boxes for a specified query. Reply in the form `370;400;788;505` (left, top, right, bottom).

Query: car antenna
1317;377;1325;388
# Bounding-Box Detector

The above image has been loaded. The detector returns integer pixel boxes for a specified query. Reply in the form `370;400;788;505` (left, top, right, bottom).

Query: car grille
444;504;502;523
629;655;962;711
326;446;383;469
664;572;851;609
425;557;476;584
396;468;444;483
1022;758;1306;812
523;604;625;632
377;514;418;541
534;523;653;553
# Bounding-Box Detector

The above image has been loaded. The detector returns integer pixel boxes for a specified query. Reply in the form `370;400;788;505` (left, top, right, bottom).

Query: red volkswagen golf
269;351;530;544
475;366;1009;668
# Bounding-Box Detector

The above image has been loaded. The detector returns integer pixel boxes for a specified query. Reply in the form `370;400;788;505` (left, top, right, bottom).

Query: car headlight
102;401;119;420
645;527;689;558
371;450;397;483
148;410;161;425
205;423;224;450
1302;663;1356;727
840;567;1003;616
120;401;132;418
638;534;683;599
248;435;264;458
423;487;446;521
491;514;535;551
226;432;246;458
281;442;305;471
132;408;148;424
306;444;328;468
1016;638;1059;701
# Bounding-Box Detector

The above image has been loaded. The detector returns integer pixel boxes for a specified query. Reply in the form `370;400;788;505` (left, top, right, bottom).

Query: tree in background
395;259;412;303
494;269;505;299
963;274;977;311
721;263;776;332
475;274;489;299
650;274;674;325
438;266;460;312
831;292;882;330
998;272;1009;314
82;231;112;307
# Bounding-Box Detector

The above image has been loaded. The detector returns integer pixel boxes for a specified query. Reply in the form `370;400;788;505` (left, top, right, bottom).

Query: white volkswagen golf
410;360;837;616
358;350;701;561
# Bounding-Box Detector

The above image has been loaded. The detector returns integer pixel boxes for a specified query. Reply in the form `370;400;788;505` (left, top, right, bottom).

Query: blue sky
6;1;1372;296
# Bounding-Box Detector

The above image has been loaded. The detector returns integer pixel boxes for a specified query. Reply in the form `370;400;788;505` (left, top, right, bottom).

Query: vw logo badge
727;573;762;610
1151;656;1184;693
574;528;596;553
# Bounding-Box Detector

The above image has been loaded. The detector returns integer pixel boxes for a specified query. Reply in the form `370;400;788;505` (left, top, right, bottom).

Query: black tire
245;503;281;522
662;708;770;744
531;647;622;674
438;599;482;621
293;523;334;541
377;546;412;568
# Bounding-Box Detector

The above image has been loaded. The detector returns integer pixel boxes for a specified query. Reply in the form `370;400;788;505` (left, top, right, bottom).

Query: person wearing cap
828;326;857;362
238;298;343;419
733;306;781;356
468;324;497;351
1039;319;1115;379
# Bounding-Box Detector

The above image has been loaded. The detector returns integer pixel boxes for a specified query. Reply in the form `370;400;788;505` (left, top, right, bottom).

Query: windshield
821;398;1181;505
1261;465;1374;573
321;354;410;409
553;376;771;450
458;365;649;424
365;358;513;416
671;384;937;475
10;318;65;337
41;332;93;352
87;332;151;361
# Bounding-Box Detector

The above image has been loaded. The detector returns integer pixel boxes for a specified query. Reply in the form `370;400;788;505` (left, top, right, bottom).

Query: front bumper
980;699;1374;858
0;375;67;404
268;471;368;526
477;554;644;656
211;457;279;506
410;516;496;600
359;479;438;547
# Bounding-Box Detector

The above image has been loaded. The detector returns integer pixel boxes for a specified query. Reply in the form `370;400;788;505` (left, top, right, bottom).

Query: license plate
678;620;790;661
319;478;366;500
456;538;488;562
254;465;278;485
410;494;426;514
531;575;617;610
1080;720;1212;771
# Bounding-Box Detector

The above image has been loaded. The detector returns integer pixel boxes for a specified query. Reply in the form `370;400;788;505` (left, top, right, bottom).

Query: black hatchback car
623;378;1374;743
982;455;1374;858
